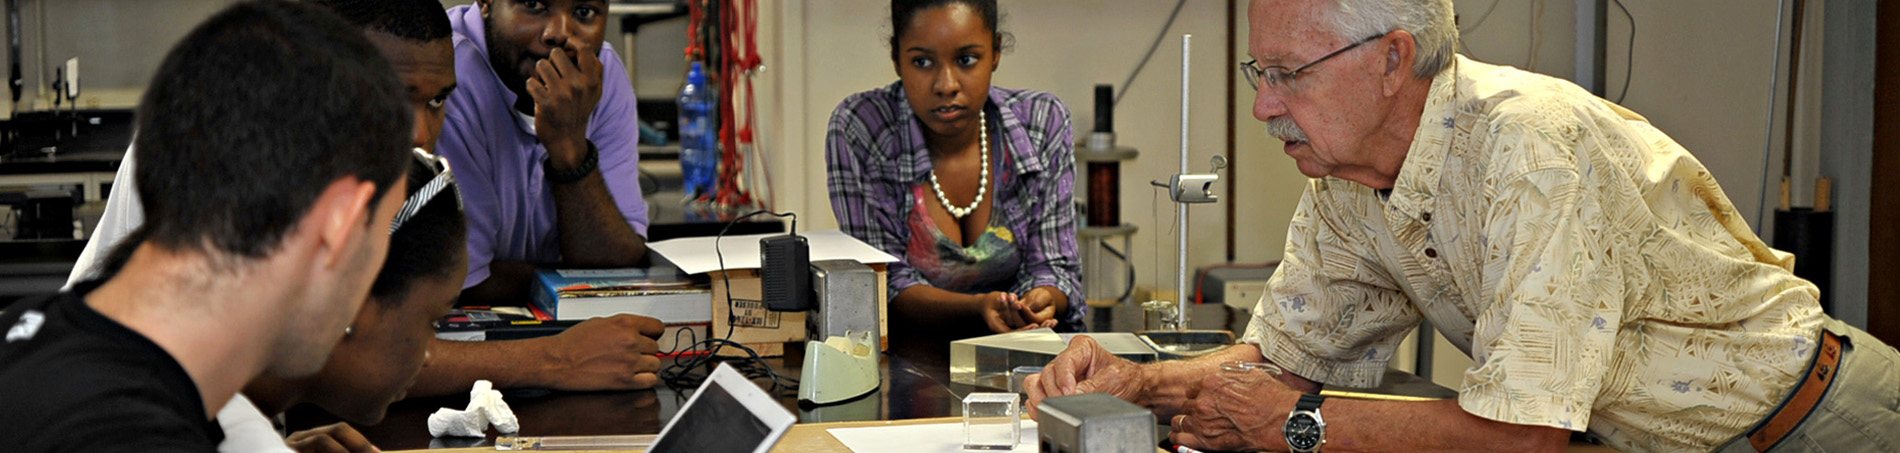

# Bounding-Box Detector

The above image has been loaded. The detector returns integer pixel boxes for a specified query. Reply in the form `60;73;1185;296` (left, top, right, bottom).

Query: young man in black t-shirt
0;2;413;451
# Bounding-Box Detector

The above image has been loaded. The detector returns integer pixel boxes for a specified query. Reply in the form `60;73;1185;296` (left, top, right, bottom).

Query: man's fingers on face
548;48;573;78
579;46;602;76
525;77;548;101
536;59;563;88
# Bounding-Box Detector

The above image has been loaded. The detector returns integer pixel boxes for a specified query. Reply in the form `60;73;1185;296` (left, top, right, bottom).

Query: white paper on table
825;421;1039;453
648;229;898;275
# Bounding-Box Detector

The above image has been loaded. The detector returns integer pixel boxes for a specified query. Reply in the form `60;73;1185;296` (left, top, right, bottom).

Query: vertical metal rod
1177;34;1192;330
1755;0;1789;235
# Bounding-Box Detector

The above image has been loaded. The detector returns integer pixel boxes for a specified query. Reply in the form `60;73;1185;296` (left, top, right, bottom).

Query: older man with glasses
1026;0;1900;452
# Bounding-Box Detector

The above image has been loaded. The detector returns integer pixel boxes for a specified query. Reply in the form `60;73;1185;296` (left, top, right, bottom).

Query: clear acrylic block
962;392;1021;450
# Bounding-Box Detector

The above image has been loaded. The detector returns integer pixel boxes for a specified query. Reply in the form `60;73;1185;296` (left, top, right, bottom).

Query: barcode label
729;298;781;328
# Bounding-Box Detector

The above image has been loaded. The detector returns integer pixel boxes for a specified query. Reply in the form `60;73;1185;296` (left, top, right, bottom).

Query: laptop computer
648;362;797;453
494;362;795;451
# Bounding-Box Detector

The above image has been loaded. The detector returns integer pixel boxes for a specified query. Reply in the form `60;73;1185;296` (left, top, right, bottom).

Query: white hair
1327;0;1457;79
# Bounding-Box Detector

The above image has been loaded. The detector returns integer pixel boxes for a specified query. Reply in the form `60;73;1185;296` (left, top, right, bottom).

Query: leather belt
1747;330;1845;451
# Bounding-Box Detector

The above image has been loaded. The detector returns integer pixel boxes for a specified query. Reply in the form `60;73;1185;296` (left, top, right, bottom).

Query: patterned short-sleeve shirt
1243;55;1824;451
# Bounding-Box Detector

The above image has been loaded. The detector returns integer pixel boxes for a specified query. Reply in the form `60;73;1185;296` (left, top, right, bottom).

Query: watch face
1286;413;1323;451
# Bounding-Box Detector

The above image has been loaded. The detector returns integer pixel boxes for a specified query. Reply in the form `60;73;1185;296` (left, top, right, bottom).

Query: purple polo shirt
441;5;649;289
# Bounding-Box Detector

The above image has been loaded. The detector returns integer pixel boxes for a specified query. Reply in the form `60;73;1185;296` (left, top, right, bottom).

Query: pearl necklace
929;110;989;219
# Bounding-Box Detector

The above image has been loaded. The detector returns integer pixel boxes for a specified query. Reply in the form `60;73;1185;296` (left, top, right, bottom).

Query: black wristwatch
544;140;599;185
1284;393;1327;452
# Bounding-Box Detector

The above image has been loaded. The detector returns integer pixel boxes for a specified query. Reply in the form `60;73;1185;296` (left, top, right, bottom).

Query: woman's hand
1019;286;1066;326
977;291;1045;333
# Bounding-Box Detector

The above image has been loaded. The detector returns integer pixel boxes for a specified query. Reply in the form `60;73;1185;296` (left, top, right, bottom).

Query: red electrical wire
713;0;752;207
684;0;703;60
735;0;772;211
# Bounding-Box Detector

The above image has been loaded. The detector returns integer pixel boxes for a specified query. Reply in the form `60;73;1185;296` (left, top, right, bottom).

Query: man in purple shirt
441;0;650;305
436;0;664;391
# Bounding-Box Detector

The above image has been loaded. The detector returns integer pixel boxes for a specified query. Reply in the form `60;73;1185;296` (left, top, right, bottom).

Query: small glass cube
962;392;1021;450
1008;366;1043;394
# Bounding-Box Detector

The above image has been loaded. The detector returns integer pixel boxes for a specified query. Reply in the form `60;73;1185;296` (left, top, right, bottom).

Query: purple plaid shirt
826;82;1085;330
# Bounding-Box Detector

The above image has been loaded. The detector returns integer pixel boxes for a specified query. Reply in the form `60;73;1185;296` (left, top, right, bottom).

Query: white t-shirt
65;146;141;288
216;394;296;453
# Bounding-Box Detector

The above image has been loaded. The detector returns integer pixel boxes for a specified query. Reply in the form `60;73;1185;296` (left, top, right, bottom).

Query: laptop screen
648;383;773;453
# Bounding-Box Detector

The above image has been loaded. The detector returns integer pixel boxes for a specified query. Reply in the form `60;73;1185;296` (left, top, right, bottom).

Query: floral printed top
1244;55;1824;451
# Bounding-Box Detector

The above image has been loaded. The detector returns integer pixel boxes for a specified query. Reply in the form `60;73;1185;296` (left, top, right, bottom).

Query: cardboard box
648;230;898;358
705;264;888;357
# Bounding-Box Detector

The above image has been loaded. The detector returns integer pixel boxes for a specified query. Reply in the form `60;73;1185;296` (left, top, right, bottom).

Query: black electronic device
759;234;810;312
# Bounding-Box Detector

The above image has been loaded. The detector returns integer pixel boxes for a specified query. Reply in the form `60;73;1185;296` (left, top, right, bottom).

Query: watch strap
545;140;599;185
1296;393;1326;412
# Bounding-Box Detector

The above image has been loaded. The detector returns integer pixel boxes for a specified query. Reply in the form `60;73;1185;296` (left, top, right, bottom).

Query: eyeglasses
391;147;460;233
1240;32;1388;95
411;147;450;175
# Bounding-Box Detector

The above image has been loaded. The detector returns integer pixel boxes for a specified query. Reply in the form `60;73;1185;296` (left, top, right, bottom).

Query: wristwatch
544;140;599;185
1284;393;1327;452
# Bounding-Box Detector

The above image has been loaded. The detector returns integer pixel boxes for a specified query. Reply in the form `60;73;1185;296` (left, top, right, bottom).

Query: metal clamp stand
1143;34;1228;331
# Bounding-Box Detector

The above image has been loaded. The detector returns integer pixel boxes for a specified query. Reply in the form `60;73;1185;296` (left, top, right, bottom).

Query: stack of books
530;267;713;324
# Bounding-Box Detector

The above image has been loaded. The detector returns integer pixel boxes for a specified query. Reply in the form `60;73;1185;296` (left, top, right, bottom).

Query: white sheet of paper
825;421;1039;453
648;229;897;275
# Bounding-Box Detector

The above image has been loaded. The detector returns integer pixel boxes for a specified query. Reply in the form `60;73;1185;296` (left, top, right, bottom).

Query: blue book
532;268;712;323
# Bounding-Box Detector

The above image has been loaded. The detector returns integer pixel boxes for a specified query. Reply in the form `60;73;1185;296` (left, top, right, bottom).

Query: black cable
658;322;701;356
658;209;803;394
1612;0;1635;104
712;209;796;342
1114;0;1188;107
659;338;800;395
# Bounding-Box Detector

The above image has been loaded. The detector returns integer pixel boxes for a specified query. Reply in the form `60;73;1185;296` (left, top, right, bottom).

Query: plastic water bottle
678;62;718;200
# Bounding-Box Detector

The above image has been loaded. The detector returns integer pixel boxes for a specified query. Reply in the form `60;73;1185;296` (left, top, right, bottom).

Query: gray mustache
1263;117;1309;143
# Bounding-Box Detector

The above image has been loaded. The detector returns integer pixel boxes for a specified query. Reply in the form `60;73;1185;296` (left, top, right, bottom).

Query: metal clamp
1151;155;1227;204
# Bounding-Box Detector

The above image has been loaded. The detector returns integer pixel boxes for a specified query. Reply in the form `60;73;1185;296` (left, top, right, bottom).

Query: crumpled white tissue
426;380;519;437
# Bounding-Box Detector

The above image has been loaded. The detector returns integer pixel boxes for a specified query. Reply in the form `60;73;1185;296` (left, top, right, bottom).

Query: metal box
808;259;880;342
1035;393;1154;453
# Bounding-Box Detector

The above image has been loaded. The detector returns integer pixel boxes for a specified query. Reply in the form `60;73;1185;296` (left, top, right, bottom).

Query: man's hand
526;47;604;167
285;423;378;453
1019;286;1064;325
1169;368;1300;452
538;314;665;391
1025;336;1148;417
978;291;1049;333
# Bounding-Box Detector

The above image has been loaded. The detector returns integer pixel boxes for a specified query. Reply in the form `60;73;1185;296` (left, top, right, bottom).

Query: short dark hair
308;0;454;44
889;0;1013;60
367;156;467;307
134;0;410;260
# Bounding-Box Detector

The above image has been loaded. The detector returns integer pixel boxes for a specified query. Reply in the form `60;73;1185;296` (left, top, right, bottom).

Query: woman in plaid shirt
826;0;1083;335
